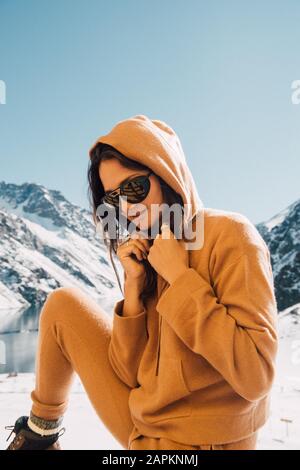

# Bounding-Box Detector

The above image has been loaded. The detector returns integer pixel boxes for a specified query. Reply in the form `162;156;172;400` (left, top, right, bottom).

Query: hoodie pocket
142;357;192;424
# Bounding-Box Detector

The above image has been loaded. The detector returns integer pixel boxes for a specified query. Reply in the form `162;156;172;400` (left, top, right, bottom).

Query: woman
5;114;278;450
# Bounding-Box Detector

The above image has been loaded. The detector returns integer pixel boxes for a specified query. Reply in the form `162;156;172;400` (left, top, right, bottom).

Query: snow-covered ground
0;372;123;450
0;370;299;450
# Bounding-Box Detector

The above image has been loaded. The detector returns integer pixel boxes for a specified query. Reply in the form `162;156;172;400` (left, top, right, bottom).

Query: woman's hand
116;233;151;283
147;224;189;285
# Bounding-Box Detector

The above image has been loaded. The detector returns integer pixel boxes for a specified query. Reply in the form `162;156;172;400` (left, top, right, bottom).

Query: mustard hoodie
89;114;279;449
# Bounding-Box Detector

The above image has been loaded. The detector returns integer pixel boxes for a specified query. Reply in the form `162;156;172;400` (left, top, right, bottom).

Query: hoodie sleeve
108;298;148;388
155;217;279;403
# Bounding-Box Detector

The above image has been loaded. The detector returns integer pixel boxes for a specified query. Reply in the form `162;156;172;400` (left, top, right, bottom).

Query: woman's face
99;158;165;234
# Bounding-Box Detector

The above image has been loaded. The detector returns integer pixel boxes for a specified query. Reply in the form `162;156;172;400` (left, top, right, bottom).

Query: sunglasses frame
102;170;154;207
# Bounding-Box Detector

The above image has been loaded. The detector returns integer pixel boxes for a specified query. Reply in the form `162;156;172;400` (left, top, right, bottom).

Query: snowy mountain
0;180;299;314
0;181;123;311
256;199;300;312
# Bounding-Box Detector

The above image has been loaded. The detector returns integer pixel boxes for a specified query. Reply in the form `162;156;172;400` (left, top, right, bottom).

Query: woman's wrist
125;273;146;291
122;277;146;317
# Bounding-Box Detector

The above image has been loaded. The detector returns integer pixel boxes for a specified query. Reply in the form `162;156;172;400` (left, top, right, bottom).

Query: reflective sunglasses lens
103;174;151;207
122;176;150;203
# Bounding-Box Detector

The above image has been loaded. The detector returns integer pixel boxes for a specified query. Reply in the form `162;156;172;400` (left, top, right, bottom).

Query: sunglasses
102;170;154;208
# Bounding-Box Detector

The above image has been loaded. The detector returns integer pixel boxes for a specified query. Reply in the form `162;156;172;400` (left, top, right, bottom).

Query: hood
88;114;205;376
88;114;204;236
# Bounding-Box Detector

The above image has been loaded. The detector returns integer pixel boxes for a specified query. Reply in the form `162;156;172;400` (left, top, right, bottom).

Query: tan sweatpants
30;287;259;451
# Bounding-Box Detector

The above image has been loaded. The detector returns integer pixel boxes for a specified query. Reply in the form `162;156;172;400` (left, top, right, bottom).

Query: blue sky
0;0;300;224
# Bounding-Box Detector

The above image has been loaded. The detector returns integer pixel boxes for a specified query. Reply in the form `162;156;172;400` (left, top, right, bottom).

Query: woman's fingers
130;233;151;253
119;238;149;257
131;239;149;257
130;246;144;261
117;239;147;261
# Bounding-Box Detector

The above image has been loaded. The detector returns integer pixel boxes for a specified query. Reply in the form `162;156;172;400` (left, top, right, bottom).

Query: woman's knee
39;287;85;325
39;286;110;329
